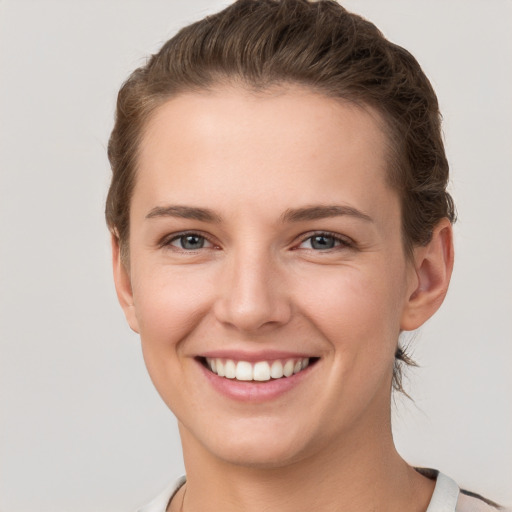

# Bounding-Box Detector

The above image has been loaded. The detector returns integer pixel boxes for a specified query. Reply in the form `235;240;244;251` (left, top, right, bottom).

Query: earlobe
111;234;140;333
400;219;454;331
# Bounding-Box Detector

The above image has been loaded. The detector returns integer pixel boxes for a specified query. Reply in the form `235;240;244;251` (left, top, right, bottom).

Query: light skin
112;85;454;512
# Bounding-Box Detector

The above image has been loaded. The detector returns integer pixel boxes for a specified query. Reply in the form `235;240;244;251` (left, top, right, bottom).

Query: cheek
131;263;216;354
282;263;406;427
129;263;219;409
294;262;406;359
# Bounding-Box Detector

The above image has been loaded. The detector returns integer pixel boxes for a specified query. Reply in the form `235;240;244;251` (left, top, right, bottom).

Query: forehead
134;85;397;225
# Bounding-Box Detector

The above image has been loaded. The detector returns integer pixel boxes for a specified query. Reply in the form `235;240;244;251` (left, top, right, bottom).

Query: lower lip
198;360;316;402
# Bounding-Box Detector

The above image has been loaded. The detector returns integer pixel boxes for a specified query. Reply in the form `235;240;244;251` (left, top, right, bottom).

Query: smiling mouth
198;357;319;382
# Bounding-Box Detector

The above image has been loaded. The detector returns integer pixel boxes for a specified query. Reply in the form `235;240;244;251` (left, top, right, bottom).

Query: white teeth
253;361;271;381
216;359;225;377
270;360;284;379
283;360;294;377
205;357;312;381
236;361;253;381
224;359;236;379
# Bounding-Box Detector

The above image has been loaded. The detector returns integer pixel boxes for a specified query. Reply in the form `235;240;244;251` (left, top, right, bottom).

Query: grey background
1;1;511;510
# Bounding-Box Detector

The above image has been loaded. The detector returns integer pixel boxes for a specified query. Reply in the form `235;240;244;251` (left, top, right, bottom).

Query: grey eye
172;234;207;250
309;234;337;250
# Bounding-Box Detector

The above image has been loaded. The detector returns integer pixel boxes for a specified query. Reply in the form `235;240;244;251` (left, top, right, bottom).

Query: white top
136;472;504;512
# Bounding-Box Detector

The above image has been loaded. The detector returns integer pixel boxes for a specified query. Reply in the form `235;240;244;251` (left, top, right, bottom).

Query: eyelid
157;230;354;252
159;230;218;250
295;231;355;250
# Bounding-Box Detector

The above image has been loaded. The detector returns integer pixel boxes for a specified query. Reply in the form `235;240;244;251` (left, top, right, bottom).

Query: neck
175;415;434;512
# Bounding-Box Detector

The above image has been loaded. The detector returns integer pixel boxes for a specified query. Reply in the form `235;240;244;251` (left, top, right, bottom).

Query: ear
401;218;454;331
111;234;140;333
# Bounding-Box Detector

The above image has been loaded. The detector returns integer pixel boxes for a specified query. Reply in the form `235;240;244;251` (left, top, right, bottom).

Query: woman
105;1;503;510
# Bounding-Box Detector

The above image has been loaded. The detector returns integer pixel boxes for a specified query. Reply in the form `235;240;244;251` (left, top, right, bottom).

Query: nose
213;248;292;333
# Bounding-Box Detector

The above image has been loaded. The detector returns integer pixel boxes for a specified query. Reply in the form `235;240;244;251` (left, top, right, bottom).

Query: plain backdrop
1;1;511;510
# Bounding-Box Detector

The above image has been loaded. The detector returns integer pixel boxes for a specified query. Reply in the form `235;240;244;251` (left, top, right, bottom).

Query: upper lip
197;350;319;362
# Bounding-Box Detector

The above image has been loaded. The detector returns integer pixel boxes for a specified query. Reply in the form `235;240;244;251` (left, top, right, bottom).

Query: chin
213;440;308;470
181;416;317;470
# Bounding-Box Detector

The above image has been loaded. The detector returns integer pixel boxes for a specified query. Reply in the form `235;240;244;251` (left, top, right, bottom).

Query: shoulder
135;476;186;512
417;469;506;512
457;490;508;512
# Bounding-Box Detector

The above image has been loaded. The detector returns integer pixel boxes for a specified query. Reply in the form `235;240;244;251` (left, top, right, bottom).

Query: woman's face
117;85;420;467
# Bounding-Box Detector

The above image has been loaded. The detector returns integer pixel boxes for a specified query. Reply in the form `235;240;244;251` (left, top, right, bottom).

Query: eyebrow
145;204;373;224
280;205;373;223
145;205;222;223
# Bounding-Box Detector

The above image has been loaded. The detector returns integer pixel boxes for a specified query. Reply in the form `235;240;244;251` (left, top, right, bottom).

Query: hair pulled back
106;0;456;393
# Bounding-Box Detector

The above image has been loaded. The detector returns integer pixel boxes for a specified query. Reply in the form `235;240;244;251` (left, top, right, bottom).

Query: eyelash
160;230;354;253
160;231;217;252
296;231;354;251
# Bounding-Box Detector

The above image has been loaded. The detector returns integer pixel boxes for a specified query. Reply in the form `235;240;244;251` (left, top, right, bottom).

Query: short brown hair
106;0;456;393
